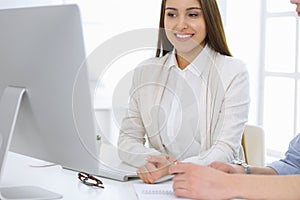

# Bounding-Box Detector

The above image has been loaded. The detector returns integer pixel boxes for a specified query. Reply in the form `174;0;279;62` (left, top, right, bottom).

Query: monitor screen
0;4;100;174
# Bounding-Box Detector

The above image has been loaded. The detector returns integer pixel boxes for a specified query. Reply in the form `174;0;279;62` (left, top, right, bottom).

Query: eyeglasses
78;172;104;189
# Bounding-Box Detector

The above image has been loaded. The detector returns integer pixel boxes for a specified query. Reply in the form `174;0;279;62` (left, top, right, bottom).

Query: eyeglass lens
78;172;104;189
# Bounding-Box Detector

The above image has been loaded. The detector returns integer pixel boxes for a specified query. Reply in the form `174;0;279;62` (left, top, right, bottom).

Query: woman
118;0;250;183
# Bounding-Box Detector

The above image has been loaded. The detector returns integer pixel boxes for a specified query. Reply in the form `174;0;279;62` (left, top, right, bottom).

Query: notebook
133;183;189;200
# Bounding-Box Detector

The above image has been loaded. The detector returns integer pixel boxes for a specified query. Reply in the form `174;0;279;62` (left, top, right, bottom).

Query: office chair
242;124;265;166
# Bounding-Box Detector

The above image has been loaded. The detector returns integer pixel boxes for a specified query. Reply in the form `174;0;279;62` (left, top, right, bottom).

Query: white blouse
159;51;203;160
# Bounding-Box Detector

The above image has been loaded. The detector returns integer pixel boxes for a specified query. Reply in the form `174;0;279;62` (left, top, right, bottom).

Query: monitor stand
0;186;62;200
0;86;62;200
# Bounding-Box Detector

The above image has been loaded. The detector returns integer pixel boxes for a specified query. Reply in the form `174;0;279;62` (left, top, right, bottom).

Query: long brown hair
156;0;232;57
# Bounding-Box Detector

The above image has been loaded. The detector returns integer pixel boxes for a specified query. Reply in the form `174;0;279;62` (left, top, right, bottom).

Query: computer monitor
0;4;100;181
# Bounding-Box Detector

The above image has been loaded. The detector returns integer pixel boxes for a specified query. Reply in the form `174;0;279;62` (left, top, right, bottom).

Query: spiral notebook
133;183;189;200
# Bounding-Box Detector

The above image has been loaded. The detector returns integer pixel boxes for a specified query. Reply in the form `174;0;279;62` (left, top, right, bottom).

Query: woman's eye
166;13;177;17
188;13;199;17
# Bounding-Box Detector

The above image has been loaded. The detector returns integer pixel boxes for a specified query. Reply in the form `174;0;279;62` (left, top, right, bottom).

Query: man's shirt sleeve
267;133;300;175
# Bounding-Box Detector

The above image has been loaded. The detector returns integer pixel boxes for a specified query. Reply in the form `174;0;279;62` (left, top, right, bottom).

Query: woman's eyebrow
165;7;202;11
165;7;177;11
187;7;202;10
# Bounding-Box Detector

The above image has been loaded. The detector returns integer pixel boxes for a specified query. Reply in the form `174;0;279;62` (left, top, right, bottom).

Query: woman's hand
137;154;176;184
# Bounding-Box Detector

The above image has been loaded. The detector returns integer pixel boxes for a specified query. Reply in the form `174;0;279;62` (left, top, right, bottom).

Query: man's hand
169;162;232;200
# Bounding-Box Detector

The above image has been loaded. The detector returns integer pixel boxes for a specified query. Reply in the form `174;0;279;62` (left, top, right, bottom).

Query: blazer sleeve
118;66;161;167
184;61;250;166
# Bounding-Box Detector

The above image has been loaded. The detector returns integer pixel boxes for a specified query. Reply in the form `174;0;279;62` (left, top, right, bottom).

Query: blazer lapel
146;58;171;153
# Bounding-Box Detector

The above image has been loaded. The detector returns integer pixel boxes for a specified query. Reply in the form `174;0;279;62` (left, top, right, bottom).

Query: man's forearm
228;174;300;199
233;164;278;175
249;166;278;175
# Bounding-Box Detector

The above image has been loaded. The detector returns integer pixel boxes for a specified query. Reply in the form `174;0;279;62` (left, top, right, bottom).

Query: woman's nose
176;17;188;30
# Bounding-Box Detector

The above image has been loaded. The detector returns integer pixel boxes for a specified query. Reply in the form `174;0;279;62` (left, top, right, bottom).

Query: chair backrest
242;124;265;166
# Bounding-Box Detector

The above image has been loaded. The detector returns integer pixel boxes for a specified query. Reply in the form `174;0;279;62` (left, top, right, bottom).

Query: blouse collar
164;45;217;77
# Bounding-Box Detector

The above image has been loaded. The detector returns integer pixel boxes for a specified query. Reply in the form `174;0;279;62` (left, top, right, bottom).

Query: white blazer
118;45;250;167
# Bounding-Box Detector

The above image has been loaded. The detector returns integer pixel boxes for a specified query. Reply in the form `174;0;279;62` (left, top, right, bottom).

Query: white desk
1;152;141;200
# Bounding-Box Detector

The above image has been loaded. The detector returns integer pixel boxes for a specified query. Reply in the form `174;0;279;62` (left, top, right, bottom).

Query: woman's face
164;0;207;55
